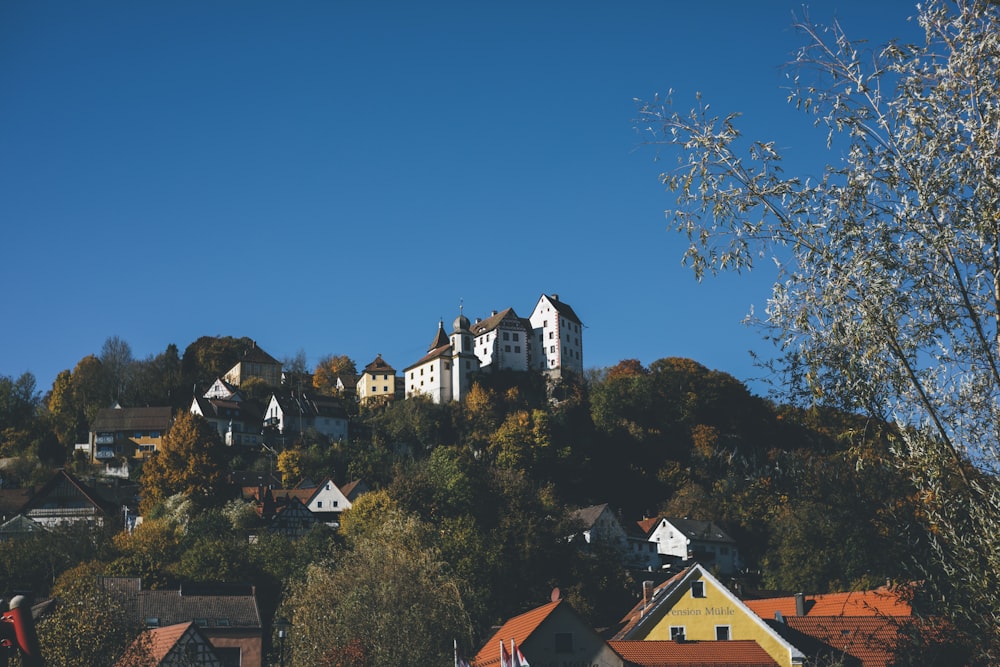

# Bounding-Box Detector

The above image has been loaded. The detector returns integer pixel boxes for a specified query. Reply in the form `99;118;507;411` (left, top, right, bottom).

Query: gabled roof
470;308;523;336
363;354;395;374
570;503;612;530
268;391;348;420
745;587;912;619
137;585;261;629
538;293;582;325
608;639;779;667
91;406;173;433
339;479;368;501
18;469;116;517
117;620;224;667
772;616;919;667
405;338;453;371
237;342;280;366
662;517;736;544
612;563;805;664
0;514;46;537
472;600;561;666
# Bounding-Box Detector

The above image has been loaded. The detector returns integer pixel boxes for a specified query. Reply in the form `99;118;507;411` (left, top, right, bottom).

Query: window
670;626;686;641
691;581;706;598
550;346;555;353
513;333;519;341
554;633;573;653
515;346;521;353
715;625;731;640
503;332;509;341
333;500;338;507
317;501;323;508
549;332;554;339
505;345;511;352
382;386;388;392
194;618;208;627
150;431;160;438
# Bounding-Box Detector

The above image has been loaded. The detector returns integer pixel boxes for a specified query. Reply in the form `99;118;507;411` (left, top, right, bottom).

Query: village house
222;342;282;388
190;379;264;448
90;405;173;462
356;354;399;405
637;516;742;575
101;577;263;667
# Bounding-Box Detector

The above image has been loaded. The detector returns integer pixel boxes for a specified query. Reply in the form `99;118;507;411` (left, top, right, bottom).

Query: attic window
145;617;160;627
194;618;208;627
216;618;230;627
691;581;706;598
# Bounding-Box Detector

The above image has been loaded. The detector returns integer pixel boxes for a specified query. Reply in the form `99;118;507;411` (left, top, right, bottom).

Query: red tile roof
745;587;912;620
118;621;194;666
782;616;910;667
471;601;561;666
609;639;779;667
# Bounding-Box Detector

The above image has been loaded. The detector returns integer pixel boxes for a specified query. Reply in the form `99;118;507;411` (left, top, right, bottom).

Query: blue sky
1;1;920;398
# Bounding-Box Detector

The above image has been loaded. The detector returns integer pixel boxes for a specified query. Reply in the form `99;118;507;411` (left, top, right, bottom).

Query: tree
636;0;1000;656
284;513;472;667
312;355;357;395
139;412;227;513
100;335;135;404
38;561;147;667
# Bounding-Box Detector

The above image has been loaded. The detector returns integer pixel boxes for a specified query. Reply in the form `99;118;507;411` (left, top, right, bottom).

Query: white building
529;293;584;376
405;313;479;404
470;307;532;372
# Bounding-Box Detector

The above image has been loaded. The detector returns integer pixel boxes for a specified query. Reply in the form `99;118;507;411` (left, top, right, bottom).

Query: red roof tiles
609;639;779;667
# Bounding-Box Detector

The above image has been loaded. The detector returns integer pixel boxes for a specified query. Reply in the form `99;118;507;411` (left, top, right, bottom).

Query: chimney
552;294;559;301
794;592;806;616
642;581;654;609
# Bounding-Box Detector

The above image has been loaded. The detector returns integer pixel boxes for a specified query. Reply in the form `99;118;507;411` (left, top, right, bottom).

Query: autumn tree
312;354;357;395
636;0;1000;655
139;412;227;513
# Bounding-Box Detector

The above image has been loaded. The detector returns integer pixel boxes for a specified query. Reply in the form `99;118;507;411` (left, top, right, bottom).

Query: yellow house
613;563;805;667
357;354;398;405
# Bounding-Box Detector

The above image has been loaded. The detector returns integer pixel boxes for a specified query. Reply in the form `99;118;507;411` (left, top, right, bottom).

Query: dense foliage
636;0;1000;658
0;338;959;662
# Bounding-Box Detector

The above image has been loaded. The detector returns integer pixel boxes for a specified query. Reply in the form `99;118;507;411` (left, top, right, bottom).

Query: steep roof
470;308;522;335
405;339;452;371
539;293;582;325
339;479;368;500
745;587;912;619
774;616;917;667
428;322;450;351
237;342;280;366
91;406;173;432
18;469;116;517
363;354;395;374
472;600;561;666
608;639;779;667
569;503;611;530
663;517;735;544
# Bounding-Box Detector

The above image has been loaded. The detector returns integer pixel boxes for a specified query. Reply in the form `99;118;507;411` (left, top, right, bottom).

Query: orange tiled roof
118;621;193;666
745;587;911;620
609;639;779;667
783;616;910;667
471;601;561;666
636;517;659;536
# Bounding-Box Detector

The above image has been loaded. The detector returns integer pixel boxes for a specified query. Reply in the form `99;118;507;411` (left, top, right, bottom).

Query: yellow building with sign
614;563;804;667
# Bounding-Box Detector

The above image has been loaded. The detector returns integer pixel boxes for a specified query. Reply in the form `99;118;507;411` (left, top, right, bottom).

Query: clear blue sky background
1;1;921;398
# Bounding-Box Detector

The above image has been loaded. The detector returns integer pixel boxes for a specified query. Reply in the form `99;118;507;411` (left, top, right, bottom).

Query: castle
392;293;583;404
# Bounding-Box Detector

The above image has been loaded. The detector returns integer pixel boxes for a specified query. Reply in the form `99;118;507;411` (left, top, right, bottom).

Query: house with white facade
190;380;263;448
529;293;584;376
638;516;742;575
405;313;479;404
402;294;584;404
263;391;349;442
470;307;532;372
